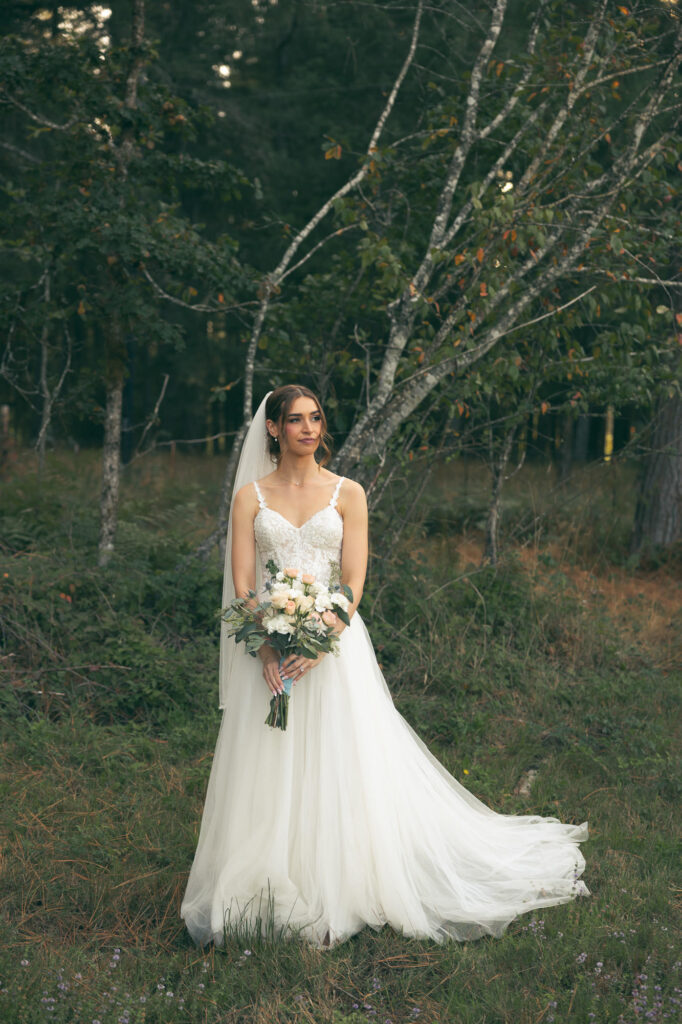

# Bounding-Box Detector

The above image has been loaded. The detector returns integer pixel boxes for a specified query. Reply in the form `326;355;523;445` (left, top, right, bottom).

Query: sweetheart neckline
255;504;343;532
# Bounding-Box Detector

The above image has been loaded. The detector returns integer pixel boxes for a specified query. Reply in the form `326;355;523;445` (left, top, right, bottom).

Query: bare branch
140;266;253;314
0;93;80;131
133;373;169;457
516;0;609;194
0;140;41;164
278;223;360;284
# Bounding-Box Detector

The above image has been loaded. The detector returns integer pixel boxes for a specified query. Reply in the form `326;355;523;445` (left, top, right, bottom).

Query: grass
0;446;680;1023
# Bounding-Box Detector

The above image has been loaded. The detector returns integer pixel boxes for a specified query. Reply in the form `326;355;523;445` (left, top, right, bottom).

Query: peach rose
284;567;301;578
301;573;316;585
284;600;296;615
321;610;337;627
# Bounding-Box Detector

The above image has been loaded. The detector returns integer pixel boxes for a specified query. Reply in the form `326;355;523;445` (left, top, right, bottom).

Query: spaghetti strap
253;481;267;509
330;476;345;509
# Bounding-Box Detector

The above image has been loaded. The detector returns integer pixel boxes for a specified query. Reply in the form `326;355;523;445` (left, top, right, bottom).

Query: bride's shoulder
335;475;367;511
336;474;364;494
233;479;262;507
235;471;277;500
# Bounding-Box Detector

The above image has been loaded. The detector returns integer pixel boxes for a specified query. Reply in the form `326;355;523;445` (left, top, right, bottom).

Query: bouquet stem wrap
265;658;295;730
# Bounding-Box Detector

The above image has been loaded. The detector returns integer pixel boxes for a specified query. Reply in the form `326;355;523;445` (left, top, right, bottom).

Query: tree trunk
574;414;590;462
36;272;51;478
559;409;573;484
483;426;516;566
631;393;682;553
98;353;125;568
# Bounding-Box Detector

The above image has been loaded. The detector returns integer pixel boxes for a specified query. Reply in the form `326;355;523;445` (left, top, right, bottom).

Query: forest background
0;1;680;1023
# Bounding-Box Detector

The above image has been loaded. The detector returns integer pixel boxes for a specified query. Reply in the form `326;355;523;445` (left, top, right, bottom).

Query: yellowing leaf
541;401;549;415
77;300;85;316
476;247;484;263
480;282;488;296
454;253;465;265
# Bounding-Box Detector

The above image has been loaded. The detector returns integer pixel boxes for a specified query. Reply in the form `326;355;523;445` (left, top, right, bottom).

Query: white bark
199;0;425;559
97;365;124;567
333;11;682;478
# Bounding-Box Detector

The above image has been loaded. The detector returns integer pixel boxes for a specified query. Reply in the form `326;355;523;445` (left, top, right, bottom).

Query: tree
215;0;680;504
631;391;682;553
0;0;247;563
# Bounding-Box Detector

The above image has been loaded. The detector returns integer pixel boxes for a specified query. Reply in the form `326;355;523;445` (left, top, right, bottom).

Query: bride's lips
299;438;318;445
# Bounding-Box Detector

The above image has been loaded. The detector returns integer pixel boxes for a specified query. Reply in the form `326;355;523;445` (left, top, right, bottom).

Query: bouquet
222;559;353;730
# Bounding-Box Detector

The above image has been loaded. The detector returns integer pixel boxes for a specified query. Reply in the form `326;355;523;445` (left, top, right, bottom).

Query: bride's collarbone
257;475;343;529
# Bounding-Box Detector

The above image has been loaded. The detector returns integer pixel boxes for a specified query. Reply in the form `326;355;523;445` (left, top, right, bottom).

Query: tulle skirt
180;612;589;949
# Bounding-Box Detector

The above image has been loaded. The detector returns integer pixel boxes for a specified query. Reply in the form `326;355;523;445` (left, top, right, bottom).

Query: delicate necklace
279;468;320;487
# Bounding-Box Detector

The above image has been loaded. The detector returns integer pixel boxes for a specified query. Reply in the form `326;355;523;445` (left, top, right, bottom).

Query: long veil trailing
218;391;274;710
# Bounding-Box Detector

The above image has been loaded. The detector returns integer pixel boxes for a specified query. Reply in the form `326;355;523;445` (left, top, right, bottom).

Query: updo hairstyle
265;384;333;466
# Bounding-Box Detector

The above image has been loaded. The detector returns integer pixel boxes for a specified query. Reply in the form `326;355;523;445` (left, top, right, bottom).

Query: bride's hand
281;652;326;684
259;646;286;696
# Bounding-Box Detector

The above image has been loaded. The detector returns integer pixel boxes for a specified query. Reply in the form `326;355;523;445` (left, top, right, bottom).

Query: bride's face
271;397;322;457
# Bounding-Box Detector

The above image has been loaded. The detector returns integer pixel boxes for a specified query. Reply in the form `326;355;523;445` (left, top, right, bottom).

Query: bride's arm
231;484;258;599
231;484;285;696
336;478;368;629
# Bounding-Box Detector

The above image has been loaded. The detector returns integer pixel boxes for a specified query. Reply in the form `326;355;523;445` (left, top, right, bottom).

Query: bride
180;384;589;950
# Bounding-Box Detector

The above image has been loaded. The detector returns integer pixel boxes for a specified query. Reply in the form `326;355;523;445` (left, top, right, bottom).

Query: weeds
0;448;679;1022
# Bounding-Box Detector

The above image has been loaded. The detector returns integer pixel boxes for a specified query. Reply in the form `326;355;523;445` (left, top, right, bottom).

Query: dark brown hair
265;384;333;466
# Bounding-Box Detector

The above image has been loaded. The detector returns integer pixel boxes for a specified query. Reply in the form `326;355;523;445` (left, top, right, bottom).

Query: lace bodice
253;478;344;588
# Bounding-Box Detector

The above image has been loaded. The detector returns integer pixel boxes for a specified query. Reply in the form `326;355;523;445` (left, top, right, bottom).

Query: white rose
270;586;290;609
275;571;285;581
331;592;350;612
266;614;295;635
314;593;333;612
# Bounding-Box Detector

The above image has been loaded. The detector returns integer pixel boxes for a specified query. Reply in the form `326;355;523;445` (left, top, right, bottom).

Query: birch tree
213;0;680;525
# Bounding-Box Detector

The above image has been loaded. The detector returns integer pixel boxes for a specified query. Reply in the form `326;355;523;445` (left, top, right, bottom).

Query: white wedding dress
180;476;589;949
